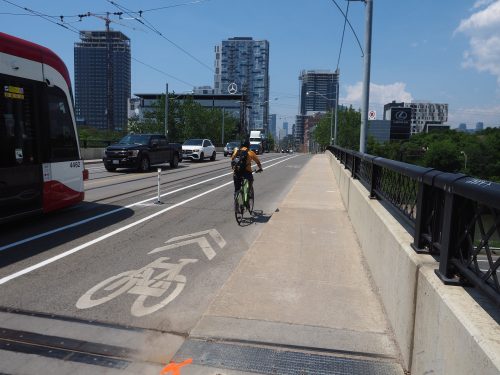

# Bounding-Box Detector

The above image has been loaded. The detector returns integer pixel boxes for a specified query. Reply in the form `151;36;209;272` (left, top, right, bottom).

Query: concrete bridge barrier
327;151;500;374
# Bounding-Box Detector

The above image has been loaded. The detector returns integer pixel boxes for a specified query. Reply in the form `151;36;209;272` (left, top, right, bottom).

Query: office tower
75;30;131;130
214;37;270;132
269;114;277;138
383;101;448;134
458;123;467;132
476;122;484;132
283;121;289;135
299;70;339;114
296;70;339;146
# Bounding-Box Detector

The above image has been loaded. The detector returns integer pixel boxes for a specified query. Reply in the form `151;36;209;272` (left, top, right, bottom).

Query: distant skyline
2;0;500;129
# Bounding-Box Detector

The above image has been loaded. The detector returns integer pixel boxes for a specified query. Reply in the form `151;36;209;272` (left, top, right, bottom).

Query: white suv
182;139;216;162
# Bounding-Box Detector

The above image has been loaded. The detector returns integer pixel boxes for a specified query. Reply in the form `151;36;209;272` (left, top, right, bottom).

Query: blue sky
2;0;500;130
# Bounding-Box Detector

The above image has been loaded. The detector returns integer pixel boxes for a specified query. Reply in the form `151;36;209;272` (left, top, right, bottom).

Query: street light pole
359;0;373;153
164;82;169;139
306;90;336;146
222;107;225;146
330;109;334;146
461;151;468;171
334;73;339;145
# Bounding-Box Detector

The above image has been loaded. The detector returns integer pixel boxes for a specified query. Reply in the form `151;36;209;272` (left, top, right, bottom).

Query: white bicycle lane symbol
76;257;198;317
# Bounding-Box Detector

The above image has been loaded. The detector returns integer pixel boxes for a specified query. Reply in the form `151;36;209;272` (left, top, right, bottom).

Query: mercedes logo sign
228;82;238;95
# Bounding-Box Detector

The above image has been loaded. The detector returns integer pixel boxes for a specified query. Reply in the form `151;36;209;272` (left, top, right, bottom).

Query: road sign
368;110;376;120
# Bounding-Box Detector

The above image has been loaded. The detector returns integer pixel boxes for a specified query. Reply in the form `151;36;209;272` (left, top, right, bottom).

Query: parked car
224;141;240;157
103;134;182;172
182;139;216;162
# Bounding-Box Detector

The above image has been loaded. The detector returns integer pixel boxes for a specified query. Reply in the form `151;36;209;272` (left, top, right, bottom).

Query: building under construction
74;30;131;131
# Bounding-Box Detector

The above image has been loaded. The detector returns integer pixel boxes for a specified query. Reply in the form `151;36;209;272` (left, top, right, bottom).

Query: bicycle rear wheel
234;190;244;224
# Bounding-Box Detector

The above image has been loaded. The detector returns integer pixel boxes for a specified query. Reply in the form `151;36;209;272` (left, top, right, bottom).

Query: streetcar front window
47;87;79;161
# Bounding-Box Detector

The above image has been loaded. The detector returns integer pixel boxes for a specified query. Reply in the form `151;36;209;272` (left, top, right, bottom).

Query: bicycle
234;168;261;224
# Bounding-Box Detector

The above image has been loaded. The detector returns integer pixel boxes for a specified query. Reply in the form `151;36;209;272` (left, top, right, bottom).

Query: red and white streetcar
0;32;86;222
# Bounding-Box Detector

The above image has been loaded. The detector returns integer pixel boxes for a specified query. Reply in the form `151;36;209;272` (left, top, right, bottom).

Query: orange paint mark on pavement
160;358;193;375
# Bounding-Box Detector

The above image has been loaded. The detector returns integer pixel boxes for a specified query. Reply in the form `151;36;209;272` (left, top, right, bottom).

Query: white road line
0;156;298;285
0;155;291;253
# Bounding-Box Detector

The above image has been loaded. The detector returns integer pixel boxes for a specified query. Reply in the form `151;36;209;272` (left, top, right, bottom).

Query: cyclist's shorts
237;170;253;181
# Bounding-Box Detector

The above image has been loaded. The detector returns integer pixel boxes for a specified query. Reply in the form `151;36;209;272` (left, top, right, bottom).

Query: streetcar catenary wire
107;0;214;73
330;0;364;57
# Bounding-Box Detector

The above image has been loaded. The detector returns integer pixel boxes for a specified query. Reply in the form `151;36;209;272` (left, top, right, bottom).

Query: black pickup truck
103;134;182;172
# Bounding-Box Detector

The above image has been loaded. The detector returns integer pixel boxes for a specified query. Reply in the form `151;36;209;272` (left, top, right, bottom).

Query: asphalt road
0;153;309;373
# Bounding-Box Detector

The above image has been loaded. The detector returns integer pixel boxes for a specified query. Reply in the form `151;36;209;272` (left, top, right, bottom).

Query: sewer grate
173;339;402;375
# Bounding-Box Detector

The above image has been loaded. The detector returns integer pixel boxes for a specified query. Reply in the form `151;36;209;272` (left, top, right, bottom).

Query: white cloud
456;0;500;84
342;82;413;106
472;0;496;10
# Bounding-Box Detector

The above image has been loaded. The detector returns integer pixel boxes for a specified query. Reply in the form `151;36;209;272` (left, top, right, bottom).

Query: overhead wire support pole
165;83;169;138
334;71;339;146
359;0;373;153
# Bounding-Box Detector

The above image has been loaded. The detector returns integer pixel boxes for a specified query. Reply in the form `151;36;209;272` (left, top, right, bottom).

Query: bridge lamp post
306;91;338;146
460;151;468;171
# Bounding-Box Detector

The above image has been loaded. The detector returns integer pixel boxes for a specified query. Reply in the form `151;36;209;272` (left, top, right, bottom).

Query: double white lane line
0;155;298;285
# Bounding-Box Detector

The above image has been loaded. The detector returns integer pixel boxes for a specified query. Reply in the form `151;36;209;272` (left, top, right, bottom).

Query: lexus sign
390;107;411;140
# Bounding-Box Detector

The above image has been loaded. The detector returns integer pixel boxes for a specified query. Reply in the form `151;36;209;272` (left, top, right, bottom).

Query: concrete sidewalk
180;154;404;374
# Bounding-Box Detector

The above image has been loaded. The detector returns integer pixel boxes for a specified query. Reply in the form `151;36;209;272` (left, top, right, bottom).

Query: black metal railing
79;139;116;148
328;145;500;306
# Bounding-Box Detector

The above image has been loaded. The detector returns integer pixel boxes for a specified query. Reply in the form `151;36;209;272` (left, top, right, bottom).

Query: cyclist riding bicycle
231;139;263;195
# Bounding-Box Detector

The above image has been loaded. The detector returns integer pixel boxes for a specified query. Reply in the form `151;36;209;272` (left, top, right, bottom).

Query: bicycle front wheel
234;191;244;224
247;186;254;214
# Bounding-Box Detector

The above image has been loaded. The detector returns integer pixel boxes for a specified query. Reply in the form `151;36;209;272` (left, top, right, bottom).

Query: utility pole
359;0;373;153
222;108;225;146
334;69;339;145
165;83;169;139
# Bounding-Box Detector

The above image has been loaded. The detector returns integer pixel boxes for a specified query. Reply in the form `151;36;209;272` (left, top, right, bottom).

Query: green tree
266;133;275;151
313;113;332;148
124;95;241;145
337;106;361;150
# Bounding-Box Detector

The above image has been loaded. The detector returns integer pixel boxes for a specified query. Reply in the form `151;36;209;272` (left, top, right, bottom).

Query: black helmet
241;138;250;148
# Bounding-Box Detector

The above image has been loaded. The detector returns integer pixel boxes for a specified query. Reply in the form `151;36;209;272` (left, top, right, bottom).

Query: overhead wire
336;0;350;71
107;0;214;73
330;0;364;57
138;0;210;13
0;0;196;89
1;0;80;34
131;57;195;87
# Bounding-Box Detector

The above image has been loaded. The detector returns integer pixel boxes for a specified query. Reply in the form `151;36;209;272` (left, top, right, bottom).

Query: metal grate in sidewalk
173;339;403;375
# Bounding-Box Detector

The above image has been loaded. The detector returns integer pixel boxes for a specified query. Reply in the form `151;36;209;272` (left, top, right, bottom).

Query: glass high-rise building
74;30;131;131
214;37;269;133
269;114;277;138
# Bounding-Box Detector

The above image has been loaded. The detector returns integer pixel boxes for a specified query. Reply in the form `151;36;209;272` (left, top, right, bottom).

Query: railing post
433;174;469;285
412;169;439;253
369;160;379;199
352;154;357;178
435;189;461;284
